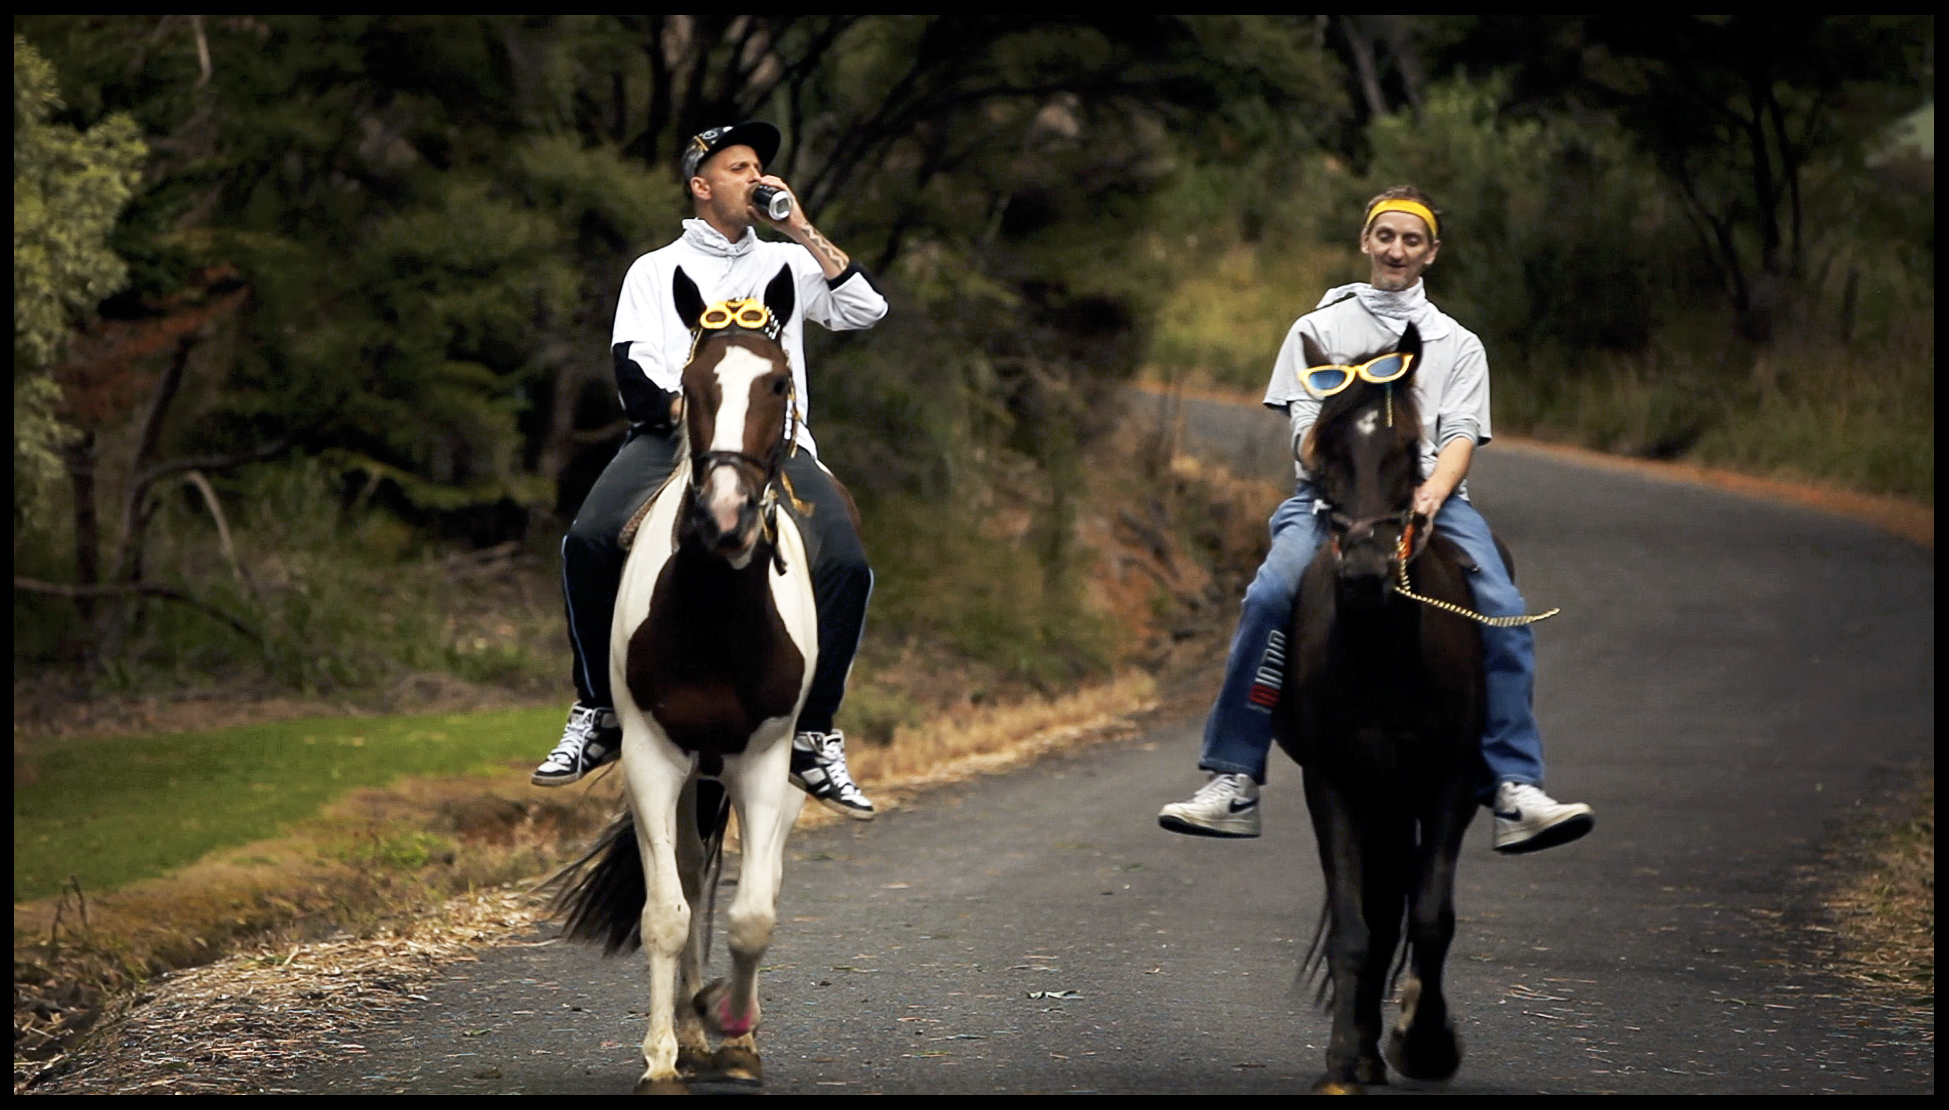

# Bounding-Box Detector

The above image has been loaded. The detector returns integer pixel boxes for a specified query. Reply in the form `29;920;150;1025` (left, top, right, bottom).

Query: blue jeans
1199;484;1546;792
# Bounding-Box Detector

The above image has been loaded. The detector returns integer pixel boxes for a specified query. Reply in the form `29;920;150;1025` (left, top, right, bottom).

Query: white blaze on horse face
702;346;776;543
707;346;774;455
1354;408;1381;439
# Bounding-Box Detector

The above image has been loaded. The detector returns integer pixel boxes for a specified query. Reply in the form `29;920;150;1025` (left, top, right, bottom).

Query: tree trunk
1337;17;1388;121
65;432;101;622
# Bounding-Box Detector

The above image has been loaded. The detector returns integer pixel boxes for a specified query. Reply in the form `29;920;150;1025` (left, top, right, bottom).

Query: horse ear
673;267;705;332
762;265;796;331
1301;332;1330;369
1397;322;1423;365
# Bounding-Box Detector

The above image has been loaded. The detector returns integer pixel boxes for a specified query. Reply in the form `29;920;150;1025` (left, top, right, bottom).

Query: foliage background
11;15;1934;704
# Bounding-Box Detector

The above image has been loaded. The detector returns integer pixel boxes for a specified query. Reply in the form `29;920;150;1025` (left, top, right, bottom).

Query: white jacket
611;218;889;457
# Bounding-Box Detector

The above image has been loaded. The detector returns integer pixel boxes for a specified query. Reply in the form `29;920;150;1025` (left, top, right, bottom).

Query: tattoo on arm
800;224;850;276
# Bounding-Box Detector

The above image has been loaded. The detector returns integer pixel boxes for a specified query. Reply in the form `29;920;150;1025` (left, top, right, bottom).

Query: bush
1363;77;1688;359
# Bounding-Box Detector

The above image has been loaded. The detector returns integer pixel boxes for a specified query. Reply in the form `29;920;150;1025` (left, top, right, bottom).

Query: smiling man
531;122;887;821
1157;186;1594;853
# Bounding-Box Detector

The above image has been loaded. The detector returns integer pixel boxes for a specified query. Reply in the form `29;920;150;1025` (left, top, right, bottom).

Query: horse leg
671;778;714;1079
701;735;805;1086
621;729;694;1095
1303;772;1391;1094
1356;814;1409;1083
1386;793;1474;1083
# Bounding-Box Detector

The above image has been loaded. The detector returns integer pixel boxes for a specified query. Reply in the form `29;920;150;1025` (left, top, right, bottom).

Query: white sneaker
1492;782;1594;854
531;703;621;786
789;730;875;820
1158;772;1262;838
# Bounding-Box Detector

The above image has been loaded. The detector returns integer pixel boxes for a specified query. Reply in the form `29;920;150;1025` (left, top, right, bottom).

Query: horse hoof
675;1046;713;1080
633;1075;691;1095
1386;1023;1464;1083
712;1044;763;1086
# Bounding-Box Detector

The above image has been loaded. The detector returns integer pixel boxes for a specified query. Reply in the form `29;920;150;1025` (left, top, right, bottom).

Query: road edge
1133;381;1934;550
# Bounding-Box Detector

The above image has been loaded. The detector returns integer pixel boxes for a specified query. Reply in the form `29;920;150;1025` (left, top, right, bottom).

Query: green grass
12;707;561;904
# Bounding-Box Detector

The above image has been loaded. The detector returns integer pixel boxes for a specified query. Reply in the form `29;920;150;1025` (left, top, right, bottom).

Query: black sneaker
532;703;621;786
789;730;875;820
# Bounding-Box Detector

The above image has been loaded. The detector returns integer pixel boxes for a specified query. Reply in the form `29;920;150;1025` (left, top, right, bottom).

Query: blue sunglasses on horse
1301;351;1415;399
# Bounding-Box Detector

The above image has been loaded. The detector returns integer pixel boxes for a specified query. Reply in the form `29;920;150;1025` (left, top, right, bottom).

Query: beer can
751;184;793;221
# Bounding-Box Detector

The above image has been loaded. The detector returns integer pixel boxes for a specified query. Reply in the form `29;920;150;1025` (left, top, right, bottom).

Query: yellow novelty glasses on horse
698;297;774;333
1300;351;1415;399
686;297;785;364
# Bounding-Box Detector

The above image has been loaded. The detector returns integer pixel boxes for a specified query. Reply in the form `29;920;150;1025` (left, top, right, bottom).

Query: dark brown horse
1274;322;1488;1094
550;265;817;1094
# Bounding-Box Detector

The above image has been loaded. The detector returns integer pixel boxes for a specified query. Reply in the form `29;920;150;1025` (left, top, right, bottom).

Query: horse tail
547;811;646;955
1296;901;1415;1008
1388;909;1413;993
1297;901;1333;1007
695;778;733;965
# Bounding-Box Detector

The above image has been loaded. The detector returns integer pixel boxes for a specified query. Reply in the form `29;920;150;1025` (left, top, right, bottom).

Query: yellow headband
1364;198;1439;240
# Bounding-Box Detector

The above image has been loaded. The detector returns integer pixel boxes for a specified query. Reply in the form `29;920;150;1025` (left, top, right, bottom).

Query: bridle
684;311;811;570
1324;505;1559;628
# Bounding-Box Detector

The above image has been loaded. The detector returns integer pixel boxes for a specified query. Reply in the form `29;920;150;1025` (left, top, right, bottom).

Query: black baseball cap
681;122;781;182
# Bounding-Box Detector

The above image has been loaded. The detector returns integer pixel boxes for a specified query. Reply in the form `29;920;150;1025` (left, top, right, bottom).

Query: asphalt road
288;393;1934;1095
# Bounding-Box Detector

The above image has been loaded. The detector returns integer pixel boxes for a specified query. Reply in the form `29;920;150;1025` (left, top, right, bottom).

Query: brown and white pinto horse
552;265;816;1094
1275;323;1487;1094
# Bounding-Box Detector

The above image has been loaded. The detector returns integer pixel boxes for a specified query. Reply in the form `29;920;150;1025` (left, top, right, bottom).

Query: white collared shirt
1262;282;1492;497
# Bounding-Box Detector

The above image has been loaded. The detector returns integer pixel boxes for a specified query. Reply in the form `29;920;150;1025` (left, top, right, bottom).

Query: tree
13;15;1350;683
1439;15;1933;341
12;34;144;532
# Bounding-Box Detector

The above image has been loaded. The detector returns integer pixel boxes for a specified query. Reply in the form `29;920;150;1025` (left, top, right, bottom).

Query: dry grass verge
13;774;617;1085
1819;778;1934;1012
19;886;549;1095
799;670;1160;828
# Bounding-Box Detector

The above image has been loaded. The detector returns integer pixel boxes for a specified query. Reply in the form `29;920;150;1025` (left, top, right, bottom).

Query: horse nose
1338;525;1395;582
700;466;756;542
1344;519;1389;552
1343;547;1391;581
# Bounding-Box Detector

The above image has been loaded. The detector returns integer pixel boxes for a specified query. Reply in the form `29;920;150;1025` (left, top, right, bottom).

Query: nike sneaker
1492;781;1594;854
1158;772;1262;838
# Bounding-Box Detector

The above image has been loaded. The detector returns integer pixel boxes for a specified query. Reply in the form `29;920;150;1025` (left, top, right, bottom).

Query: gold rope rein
1392;526;1560;627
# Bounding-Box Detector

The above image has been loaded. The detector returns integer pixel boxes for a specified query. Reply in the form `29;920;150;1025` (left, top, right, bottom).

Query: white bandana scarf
1352;280;1428;324
1314;280;1440;336
680;218;757;258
